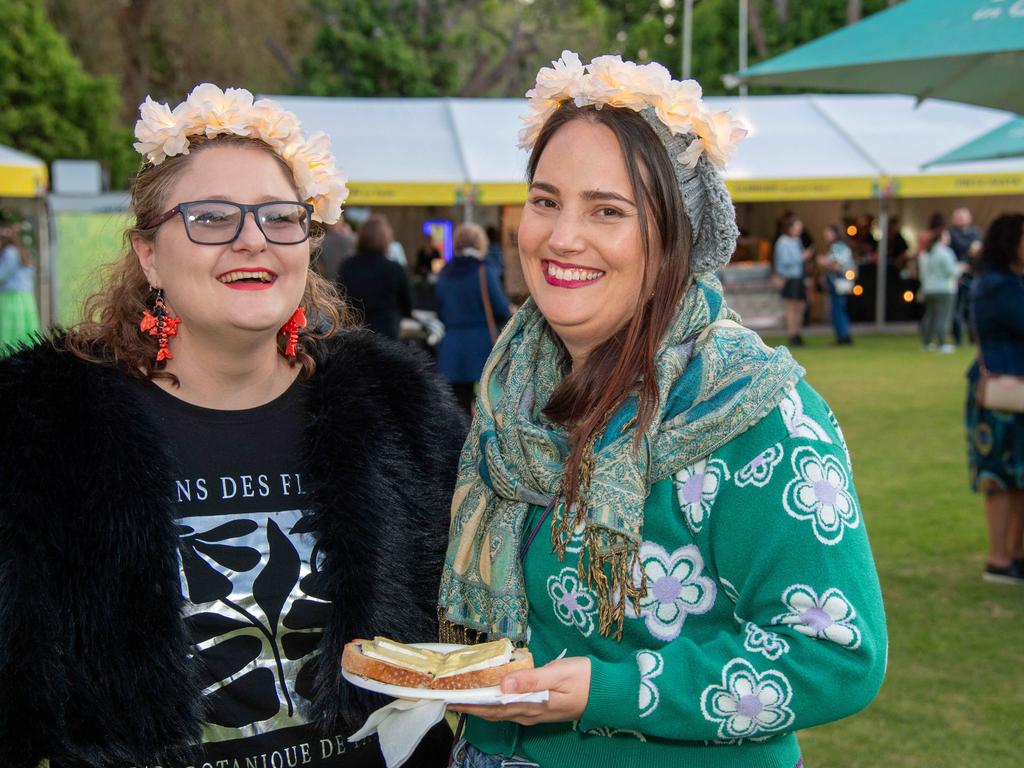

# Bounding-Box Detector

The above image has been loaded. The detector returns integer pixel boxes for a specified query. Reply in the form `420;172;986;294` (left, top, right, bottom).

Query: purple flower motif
772;584;861;649
547;567;598;637
674;458;730;534
700;658;795;739
742;622;790;660
632;542;716;641
783;446;859;545
735;444;784;488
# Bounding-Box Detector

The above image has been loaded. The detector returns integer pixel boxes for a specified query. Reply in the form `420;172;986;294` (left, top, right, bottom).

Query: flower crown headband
521;51;748;273
133;84;349;225
520;51;746;169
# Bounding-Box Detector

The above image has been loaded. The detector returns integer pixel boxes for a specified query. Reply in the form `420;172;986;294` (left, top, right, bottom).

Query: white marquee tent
271;92;1024;323
270;93;1024;207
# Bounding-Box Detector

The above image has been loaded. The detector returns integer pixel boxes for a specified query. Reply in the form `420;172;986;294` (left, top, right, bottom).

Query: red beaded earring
280;307;307;357
140;289;181;364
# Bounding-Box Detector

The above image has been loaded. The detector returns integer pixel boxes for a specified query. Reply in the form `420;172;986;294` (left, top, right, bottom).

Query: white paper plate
342;642;549;705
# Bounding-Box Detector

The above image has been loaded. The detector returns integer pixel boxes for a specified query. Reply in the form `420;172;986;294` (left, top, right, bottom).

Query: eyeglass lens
183;202;310;245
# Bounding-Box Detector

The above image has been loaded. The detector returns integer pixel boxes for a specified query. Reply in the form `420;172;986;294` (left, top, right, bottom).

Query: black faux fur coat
0;332;467;768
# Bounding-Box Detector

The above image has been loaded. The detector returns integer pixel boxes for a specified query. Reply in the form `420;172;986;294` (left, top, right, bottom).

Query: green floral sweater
466;380;887;768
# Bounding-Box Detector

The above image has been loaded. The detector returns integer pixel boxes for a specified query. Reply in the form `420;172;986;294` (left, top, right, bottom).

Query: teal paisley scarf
438;273;803;642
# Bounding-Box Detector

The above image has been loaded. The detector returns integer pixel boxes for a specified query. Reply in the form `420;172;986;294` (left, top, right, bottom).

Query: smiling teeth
219;270;274;284
547;263;604;282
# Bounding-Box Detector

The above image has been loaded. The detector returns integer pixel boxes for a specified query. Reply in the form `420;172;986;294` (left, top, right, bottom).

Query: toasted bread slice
429;646;533;689
342;637;533;690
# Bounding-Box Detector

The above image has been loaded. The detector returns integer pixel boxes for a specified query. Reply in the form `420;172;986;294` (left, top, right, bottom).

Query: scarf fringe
437;606;486;645
550;447;646;641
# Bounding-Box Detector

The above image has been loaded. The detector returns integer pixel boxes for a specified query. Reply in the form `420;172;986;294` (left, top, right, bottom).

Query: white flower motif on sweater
742;622;790;660
783;446;859;545
734;443;784;488
772;584;861;649
632;543;716;641
828;408;853;468
637;650;664;718
701;658;795;739
547;567;598;637
582;726;647;742
779;389;832;443
674;458;730;534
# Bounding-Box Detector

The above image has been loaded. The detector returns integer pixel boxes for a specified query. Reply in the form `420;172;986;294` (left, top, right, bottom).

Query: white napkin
348;691;551;768
348;698;448;768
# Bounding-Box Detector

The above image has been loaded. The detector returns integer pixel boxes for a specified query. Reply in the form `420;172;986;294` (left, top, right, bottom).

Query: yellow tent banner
890;172;1024;198
346;182;461;206
0;161;48;198
726;177;878;202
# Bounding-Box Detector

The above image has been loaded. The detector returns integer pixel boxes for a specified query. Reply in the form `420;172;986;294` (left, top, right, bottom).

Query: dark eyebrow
581;189;636;207
530;181;635;207
529;181;560;196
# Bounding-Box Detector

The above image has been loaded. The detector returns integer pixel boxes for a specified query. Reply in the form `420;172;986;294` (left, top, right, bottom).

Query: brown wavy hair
64;134;352;384
529;103;693;514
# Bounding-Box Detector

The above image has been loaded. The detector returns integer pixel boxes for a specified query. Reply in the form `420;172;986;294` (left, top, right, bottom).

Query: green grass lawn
771;334;1024;767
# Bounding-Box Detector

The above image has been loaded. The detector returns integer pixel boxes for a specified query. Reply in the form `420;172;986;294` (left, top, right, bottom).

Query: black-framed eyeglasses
141;200;314;245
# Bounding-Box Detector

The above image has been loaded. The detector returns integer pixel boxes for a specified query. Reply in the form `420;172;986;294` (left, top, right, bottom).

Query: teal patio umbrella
926;116;1024;166
726;0;1024;113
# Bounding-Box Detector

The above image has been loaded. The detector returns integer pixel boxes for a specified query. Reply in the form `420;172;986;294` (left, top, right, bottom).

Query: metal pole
682;0;693;79
739;0;749;97
875;196;889;328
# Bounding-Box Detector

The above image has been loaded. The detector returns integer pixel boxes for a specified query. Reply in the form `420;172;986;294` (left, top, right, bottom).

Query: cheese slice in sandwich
342;636;534;690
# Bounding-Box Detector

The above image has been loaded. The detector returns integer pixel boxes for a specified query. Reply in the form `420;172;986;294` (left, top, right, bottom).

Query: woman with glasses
0;85;461;768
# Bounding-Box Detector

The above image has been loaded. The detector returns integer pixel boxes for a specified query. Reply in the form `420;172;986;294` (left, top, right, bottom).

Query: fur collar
0;332;465;767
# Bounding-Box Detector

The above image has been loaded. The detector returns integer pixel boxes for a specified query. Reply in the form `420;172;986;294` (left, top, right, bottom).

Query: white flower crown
520;51;747;170
133;84;349;225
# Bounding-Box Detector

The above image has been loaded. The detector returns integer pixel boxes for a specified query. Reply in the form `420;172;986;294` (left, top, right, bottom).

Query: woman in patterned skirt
966;213;1024;584
439;52;887;768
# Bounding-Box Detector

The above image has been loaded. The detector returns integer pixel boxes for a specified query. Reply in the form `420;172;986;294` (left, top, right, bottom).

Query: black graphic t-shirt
125;377;384;768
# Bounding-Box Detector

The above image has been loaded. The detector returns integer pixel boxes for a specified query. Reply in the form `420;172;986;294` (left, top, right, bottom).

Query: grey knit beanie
641;107;739;274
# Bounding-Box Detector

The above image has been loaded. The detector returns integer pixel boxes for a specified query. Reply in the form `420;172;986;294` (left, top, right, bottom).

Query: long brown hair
529;103;693;512
64;134;352;383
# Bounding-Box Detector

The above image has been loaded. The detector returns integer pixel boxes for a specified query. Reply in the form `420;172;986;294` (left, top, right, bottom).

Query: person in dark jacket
0;85;463;768
966;213;1024;584
435;222;512;413
338;215;413;339
950;207;984;346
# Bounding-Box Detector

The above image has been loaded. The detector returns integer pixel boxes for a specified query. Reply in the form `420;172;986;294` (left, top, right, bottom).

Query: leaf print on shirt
674;458;730;534
783;445;860;545
177;510;330;731
735;443;785;488
632;542;716;641
779;388;832;443
772;584;861;649
700;658;795;739
637;650;664;718
742;622;790;660
547;567;598;637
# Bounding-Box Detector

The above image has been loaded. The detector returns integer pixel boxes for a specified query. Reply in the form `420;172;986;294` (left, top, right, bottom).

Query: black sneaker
789;335;804;347
983;562;1024;585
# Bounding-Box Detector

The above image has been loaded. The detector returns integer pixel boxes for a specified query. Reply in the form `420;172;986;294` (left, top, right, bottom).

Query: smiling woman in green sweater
437;52;887;768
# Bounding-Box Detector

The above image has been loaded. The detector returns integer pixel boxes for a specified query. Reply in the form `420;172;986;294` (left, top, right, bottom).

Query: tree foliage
0;0;134;184
301;0;608;98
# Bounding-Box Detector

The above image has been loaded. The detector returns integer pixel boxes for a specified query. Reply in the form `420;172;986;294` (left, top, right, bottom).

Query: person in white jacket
919;228;961;352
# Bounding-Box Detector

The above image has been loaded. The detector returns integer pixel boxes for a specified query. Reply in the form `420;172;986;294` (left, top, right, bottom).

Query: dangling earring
280;307;307;357
140;289;181;364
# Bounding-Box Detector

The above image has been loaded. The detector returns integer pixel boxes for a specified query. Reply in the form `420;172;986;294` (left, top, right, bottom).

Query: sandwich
342;636;533;690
